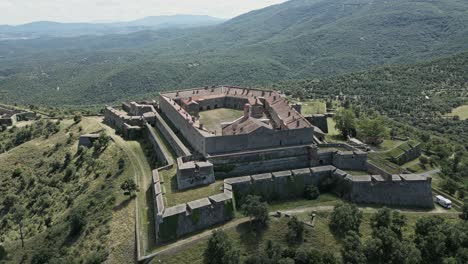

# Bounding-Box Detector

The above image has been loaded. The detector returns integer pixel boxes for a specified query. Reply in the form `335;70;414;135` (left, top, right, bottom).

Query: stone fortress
0;104;36;127
103;86;434;244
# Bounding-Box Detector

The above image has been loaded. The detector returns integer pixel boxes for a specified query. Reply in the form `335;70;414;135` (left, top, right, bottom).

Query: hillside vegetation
0;0;467;106
276;52;468;147
0;118;134;263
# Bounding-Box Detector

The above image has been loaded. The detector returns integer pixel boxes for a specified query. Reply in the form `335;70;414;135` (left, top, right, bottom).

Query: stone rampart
145;123;174;166
152;168;234;244
128;102;156;116
392;143;422;165
176;157;215;190
332;151;368;170
225;166;434;209
209;145;316;178
103;106;144;139
204;127;315;155
154;110;191;157
345;174;434;208
159;96;207;154
307;114;328;134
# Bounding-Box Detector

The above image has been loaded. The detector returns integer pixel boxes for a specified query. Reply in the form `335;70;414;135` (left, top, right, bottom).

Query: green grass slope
0;118;134;263
0;0;467;106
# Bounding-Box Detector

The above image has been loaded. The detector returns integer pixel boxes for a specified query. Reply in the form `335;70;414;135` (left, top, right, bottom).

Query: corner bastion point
102;85;434;244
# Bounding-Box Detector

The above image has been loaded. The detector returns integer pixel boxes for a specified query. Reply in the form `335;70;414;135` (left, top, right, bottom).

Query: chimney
199;123;204;129
243;104;251;119
297;120;300;127
273;96;277;101
288;111;291;117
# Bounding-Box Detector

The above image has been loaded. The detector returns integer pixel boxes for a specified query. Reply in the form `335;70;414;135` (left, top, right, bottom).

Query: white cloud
0;0;288;25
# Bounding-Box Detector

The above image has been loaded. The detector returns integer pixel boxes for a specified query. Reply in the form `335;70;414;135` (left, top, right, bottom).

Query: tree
31;248;53;264
0;243;6;260
414;216;449;264
364;227;415;264
73;113;82;124
118;157;125;170
462;199;468;220
329;203;362;235
286;216;304;243
419;156;429;165
357;115;388;145
2;193;19;210
370;207;407;238
120;178;139;197
240;195;269;225
203;230;240;264
304;185;320;200
94;132;110;152
342;231;366;264
442;179;458;196
69;206;87;237
11;204;26;248
333;108;357;138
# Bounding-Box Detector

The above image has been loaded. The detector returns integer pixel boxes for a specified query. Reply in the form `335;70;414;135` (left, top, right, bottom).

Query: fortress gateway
104;86;433;243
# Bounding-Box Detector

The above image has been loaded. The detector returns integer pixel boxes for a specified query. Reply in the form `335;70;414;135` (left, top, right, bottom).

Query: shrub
330;203;362;235
0;244;6;260
69;207;87;237
240;195;269;225
286;216;304;243
304;185;320;200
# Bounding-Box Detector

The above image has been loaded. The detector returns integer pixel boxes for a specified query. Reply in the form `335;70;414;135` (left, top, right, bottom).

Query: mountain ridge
0;15;226;39
0;0;467;106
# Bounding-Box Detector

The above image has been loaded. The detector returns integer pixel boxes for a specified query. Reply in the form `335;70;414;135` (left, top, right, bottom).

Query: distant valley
0;15;225;39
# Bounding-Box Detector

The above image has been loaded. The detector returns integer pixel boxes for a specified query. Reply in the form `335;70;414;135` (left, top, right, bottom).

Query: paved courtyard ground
198;108;243;134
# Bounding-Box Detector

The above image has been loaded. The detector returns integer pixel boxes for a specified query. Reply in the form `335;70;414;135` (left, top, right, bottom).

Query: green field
152;208;461;264
326;118;340;136
300;100;327;115
401;155;436;174
198;108;243;134
447;105;468;120
375;139;404;151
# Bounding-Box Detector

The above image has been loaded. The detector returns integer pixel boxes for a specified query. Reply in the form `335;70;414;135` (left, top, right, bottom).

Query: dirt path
140;217;250;263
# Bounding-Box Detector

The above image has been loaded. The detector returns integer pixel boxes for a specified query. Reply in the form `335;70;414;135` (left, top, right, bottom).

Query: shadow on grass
236;221;268;250
145;185;157;251
113;197;134;212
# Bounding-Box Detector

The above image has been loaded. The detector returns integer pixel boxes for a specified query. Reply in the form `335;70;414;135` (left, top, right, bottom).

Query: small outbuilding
78;134;100;147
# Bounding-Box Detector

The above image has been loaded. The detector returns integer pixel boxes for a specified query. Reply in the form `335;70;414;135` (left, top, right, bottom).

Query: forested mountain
0;15;225;39
0;0;467;106
275;51;468;147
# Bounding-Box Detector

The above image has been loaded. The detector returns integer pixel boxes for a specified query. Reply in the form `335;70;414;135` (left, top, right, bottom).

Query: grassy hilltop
0;117;136;263
0;0;467;106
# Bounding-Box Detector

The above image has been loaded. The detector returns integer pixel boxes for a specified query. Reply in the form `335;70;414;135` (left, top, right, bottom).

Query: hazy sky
0;0;289;25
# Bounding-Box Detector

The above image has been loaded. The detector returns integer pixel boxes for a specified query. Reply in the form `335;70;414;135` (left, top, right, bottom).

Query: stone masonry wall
332;151;368;170
225;166;434;209
209;145;316;178
159;96;207;154
160;95;316;156
176;157;215;190
152;167;234;243
154;110;191;157
145;123;174;166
